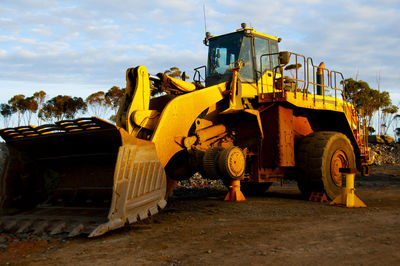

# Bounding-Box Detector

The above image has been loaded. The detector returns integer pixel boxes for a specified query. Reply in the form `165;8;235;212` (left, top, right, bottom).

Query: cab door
255;37;273;94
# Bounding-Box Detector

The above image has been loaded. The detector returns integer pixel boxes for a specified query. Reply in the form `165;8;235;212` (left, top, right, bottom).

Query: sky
0;0;399;107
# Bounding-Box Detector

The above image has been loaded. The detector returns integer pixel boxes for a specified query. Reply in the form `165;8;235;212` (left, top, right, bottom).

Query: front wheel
296;132;356;200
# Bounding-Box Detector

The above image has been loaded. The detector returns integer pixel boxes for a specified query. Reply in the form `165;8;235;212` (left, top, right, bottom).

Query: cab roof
208;27;279;42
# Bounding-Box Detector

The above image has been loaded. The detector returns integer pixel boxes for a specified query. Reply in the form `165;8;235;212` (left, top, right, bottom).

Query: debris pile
178;173;226;190
369;143;400;166
368;135;395;145
173;173;227;198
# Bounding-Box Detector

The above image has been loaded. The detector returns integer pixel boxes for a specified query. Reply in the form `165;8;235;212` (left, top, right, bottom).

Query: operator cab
205;25;280;88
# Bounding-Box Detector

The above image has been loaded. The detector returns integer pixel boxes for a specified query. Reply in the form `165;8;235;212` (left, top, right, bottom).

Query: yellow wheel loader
0;24;370;237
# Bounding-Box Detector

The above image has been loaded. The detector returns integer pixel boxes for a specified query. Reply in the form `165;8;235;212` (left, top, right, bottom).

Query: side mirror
278;51;291;66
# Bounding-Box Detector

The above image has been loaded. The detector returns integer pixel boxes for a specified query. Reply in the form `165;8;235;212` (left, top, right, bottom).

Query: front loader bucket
0;117;167;237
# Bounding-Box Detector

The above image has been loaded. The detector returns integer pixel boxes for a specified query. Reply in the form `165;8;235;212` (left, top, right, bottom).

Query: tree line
0;86;125;128
343;78;399;137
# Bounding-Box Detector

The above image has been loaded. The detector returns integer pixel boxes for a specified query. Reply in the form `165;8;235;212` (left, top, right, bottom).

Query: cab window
270;40;279;69
207;32;242;77
238;36;254;82
255;37;271;74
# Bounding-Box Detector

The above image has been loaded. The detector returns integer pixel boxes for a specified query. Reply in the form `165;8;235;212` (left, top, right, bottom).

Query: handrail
306;57;330;105
283;52;307;99
330;70;345;107
264;51;347;109
193;65;206;84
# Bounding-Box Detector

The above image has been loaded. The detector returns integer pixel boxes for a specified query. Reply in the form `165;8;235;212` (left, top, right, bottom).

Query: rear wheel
296;131;356;200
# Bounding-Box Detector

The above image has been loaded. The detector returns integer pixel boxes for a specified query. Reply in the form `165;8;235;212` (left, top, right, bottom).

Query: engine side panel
260;105;294;168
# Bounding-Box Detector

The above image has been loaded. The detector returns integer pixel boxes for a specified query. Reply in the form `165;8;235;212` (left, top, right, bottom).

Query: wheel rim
227;147;245;178
330;150;348;187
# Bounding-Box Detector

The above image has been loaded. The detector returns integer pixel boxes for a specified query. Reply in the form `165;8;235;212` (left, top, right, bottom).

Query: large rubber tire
296;131;356;200
217;146;246;180
202;147;224;179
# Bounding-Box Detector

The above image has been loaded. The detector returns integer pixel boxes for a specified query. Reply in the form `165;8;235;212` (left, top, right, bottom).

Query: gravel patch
369;143;400;166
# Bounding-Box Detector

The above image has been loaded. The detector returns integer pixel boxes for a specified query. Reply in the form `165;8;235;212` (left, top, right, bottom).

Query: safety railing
193;65;206;84
305;56;330;104
259;52;347;107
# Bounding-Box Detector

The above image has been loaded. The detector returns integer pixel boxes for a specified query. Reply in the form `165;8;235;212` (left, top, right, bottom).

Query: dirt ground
1;165;400;265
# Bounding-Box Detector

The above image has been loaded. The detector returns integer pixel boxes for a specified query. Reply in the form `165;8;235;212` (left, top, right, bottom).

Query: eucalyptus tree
8;94;27;126
86;91;111;118
39;95;87;122
0;104;13;128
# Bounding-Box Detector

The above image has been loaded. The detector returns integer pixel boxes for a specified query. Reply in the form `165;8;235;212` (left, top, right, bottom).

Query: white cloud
30;26;53;37
3;0;56;9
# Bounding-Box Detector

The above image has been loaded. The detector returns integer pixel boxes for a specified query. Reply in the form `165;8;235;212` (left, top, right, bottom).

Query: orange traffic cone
224;180;246;202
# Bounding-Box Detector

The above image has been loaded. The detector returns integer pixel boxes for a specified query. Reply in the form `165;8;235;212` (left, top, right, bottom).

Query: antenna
203;3;207;34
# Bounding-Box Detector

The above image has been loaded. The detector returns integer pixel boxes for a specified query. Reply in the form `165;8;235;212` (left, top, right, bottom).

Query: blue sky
0;0;399;106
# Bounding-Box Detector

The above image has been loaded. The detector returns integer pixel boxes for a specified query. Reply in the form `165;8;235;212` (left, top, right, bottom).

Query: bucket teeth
50;222;67;235
0;217;106;238
16;220;33;233
148;206;158;216
138;210;148;220
33;221;50;235
4;220;17;231
0;199;167;238
126;215;137;224
83;224;99;234
124;199;167;225
157;199;167;209
69;223;86;237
